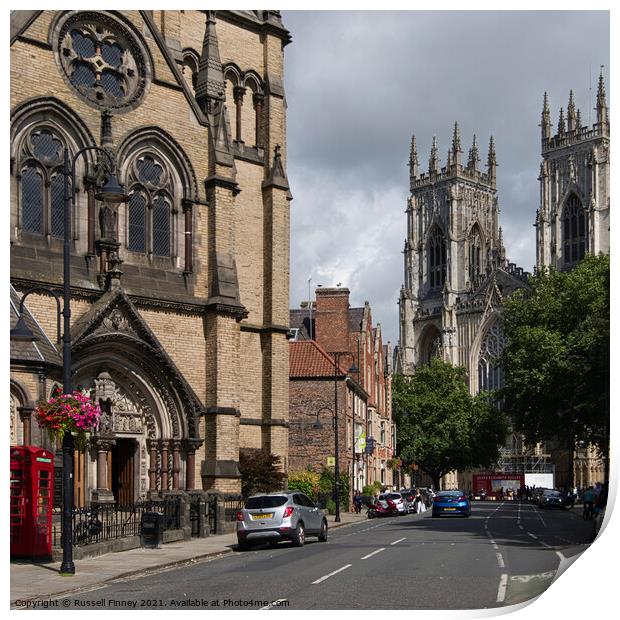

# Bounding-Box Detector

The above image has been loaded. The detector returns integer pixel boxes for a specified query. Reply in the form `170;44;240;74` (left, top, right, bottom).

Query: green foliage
501;253;609;453
362;485;375;496
392;359;508;489
325;499;336;515
238;449;286;498
318;467;350;508
288;470;320;499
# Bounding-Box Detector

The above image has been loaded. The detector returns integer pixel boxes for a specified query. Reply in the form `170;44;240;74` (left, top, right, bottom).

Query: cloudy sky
282;10;610;345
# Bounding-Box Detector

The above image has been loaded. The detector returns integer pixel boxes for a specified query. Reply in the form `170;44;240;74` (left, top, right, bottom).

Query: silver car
236;491;328;550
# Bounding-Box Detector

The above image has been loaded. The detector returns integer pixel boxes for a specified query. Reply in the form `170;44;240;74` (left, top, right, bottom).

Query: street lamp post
332;352;358;523
11;145;126;575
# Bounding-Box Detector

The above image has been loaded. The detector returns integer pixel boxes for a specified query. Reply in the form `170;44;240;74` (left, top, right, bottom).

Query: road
57;501;594;610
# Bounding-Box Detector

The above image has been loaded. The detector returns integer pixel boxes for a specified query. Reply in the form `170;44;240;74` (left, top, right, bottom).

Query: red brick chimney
314;287;350;353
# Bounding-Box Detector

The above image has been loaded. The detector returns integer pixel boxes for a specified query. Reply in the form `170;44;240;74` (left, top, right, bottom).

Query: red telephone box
10;445;55;560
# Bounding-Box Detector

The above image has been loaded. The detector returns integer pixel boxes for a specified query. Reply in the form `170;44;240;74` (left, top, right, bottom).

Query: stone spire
567;90;577;131
428;135;439;174
451;121;462;167
195;11;225;114
576;108;582;131
596;68;608;126
541;92;552;140
557;107;565;135
446;148;452;168
467;134;479;170
487;136;497;180
409;134;419;178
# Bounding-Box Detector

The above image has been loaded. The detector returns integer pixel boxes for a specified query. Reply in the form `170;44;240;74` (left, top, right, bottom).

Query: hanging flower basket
35;389;101;449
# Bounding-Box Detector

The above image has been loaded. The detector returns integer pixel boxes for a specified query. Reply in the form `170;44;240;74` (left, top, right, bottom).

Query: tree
500;253;610;473
238;449;286;498
392;359;508;489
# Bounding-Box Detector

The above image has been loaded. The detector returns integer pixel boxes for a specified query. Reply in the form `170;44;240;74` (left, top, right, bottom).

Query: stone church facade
10;10;292;504
396;123;530;489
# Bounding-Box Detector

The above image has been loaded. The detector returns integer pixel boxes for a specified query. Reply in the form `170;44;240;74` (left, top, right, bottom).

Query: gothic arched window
126;153;173;258
562;194;587;266
18;127;69;238
478;319;507;395
428;226;447;289
468;225;483;284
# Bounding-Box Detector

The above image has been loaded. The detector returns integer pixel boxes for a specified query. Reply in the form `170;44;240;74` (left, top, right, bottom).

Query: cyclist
582;486;596;520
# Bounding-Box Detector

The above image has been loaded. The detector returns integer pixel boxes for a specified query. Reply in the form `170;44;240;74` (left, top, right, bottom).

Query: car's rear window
436;491;461;497
245;496;288;509
387;494;402;500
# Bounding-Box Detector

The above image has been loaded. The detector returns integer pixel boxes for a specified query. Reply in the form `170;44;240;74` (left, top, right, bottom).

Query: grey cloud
283;10;609;344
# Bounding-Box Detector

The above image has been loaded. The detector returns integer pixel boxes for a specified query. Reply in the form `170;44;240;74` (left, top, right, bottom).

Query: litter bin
141;511;163;548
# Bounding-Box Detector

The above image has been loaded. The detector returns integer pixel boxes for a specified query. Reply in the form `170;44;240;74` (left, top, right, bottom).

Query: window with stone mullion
128;189;147;254
20;164;45;234
562;195;587;265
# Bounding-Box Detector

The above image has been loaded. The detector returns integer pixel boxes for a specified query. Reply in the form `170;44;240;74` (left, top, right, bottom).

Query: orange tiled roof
289;340;349;378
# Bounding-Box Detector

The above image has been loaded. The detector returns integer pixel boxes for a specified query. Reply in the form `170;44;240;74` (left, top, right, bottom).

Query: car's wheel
292;522;305;547
237;538;250;551
318;520;328;542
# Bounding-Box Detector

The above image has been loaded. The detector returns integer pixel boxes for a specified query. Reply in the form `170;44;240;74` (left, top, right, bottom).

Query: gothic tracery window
126;153;173;258
18;127;69;238
562;194;587;266
428;226;447;289
56;12;148;112
478;319;507;395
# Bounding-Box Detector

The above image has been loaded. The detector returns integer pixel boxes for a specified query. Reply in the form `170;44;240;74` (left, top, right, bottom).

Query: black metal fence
52;497;182;547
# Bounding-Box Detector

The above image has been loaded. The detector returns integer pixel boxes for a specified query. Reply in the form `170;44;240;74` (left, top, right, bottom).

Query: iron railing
52;497;182;547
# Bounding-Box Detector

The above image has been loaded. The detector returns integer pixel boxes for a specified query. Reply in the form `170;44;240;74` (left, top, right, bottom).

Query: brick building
289;287;397;494
10;10;292;503
288;340;367;490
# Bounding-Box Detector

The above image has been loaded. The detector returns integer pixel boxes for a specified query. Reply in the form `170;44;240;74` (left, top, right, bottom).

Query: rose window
56;12;148;112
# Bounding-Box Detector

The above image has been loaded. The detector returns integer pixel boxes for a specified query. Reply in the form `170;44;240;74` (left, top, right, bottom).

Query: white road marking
556;551;566;561
496;574;508;603
260;599;288;610
390;537;406;545
361;547;386;560
527;532;538;540
496;552;505;568
312;564;352;584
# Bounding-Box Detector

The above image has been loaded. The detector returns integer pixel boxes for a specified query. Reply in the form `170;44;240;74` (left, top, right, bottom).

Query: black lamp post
11;145;126;575
332;352;358;523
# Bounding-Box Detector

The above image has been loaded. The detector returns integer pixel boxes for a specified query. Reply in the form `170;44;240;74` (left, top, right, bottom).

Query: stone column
183;439;202;490
92;438;115;503
253;92;264;148
160;440;169;491
148;439;158;491
19;406;34;446
172;440;181;490
233;86;246;143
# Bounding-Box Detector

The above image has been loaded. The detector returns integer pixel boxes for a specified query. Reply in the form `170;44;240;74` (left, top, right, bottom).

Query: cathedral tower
399;123;511;378
536;71;610;271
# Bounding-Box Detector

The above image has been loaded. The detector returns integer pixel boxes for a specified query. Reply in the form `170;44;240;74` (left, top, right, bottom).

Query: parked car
400;489;416;513
537;489;569;509
431;490;471;518
530;487;547;504
419;488;436;506
236;491;328;550
378;492;407;515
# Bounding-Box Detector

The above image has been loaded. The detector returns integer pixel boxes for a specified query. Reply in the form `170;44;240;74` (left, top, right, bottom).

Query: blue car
431;490;471;518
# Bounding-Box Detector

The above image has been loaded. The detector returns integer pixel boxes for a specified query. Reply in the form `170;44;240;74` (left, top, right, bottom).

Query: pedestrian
413;489;421;513
353;491;362;514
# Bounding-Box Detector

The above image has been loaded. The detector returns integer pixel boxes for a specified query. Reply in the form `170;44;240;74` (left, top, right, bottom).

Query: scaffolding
496;447;554;474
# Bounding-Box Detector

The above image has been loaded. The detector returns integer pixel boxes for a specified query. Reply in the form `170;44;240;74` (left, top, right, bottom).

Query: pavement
10;511;368;607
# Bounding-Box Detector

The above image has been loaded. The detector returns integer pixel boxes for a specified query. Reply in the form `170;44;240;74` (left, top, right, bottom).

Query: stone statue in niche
99;203;117;241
